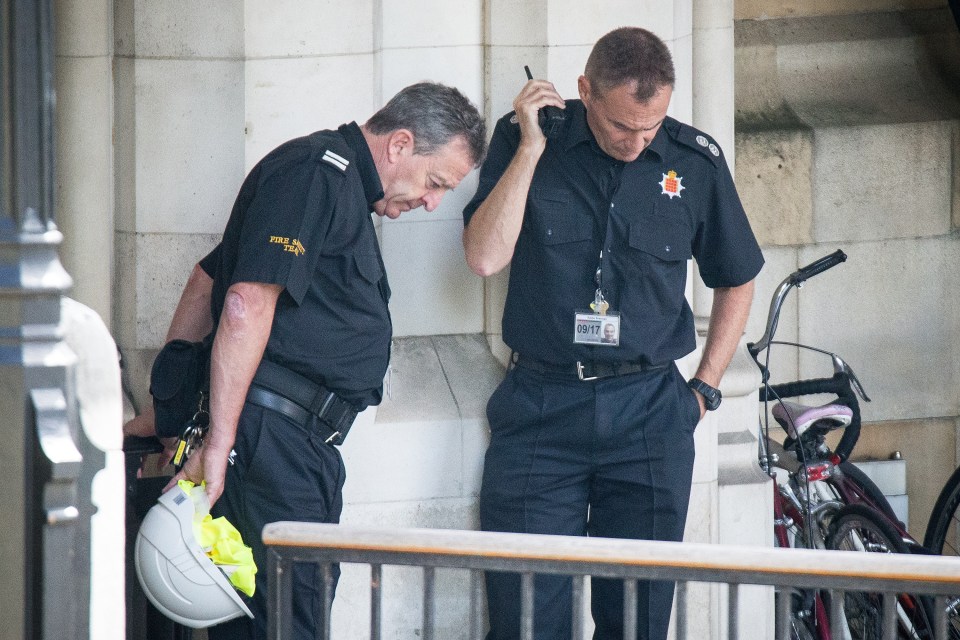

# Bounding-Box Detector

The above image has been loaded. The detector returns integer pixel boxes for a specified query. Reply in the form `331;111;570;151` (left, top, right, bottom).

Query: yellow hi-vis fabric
178;480;257;597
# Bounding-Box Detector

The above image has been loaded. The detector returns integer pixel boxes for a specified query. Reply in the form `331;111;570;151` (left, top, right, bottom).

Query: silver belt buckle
576;361;597;381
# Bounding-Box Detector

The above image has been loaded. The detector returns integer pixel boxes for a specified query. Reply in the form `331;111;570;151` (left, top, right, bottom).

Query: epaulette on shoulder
318;147;351;173
303;131;354;176
665;118;724;168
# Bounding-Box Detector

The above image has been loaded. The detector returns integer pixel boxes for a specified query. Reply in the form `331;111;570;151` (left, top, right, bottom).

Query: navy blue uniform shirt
201;122;392;408
463;100;763;366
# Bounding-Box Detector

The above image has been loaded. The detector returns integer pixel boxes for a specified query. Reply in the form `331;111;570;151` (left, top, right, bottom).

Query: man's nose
422;190;443;212
630;131;652;154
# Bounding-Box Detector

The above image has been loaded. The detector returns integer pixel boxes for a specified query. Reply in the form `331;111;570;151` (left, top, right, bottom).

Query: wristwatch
688;378;722;411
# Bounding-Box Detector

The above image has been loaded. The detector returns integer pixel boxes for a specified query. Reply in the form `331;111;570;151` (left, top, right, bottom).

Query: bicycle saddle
772;400;853;439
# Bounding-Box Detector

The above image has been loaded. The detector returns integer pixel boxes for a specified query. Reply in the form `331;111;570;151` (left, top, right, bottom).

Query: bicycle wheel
922;466;960;638
838;461;903;527
826;504;932;640
924;465;960;556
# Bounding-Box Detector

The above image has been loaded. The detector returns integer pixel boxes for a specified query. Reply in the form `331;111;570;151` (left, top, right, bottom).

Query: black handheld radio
523;66;566;139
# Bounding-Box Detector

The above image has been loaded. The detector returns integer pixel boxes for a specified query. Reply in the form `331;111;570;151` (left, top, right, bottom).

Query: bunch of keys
590;288;609;315
172;392;209;471
590;260;609;315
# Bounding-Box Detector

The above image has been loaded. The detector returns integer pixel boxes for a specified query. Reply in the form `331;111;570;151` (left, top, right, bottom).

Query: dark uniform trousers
480;362;700;640
207;403;347;640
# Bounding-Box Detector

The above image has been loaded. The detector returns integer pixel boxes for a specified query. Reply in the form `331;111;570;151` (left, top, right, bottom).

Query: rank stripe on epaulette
322;150;349;172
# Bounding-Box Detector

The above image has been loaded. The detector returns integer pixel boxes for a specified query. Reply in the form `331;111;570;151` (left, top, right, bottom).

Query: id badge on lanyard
572;251;620;347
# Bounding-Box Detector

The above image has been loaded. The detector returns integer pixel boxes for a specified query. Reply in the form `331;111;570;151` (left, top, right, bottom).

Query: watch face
705;389;721;410
690;378;721;410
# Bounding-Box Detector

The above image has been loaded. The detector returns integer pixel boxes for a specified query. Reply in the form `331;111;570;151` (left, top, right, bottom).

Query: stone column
0;1;84;638
54;0;114;325
692;1;773;638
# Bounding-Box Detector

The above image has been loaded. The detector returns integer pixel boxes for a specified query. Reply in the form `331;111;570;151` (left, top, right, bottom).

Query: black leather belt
246;360;358;445
513;355;667;381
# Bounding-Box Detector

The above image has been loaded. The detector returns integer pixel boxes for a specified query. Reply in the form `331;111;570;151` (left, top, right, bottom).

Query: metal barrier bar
571;574;586;640
935;595;948;640
263;523;960;639
623;579;638;639
423;566;435;640
674;580;687;640
321;563;334;639
469;569;484;640
775;587;790;640
370;564;382;640
267;551;293;640
728;583;740;640
830;588;845;638
882;592;896;640
520;572;534;640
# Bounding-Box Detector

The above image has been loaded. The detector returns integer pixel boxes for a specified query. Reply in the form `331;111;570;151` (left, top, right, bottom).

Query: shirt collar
563;100;593;151
339;122;385;208
563;99;667;163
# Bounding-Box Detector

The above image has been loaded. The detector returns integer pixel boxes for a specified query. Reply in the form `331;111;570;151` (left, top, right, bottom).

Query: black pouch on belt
249;360;359;445
312;392;358;446
149;334;213;439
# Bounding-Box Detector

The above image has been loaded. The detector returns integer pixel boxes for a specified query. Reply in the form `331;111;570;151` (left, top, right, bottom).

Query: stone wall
735;6;960;537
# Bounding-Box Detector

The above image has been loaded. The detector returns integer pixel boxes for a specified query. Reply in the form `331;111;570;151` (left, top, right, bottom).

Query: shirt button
610;202;615;208
546;229;553;236
665;245;671;252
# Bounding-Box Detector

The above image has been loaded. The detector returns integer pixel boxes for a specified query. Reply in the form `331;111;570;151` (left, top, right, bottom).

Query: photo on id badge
574;311;620;346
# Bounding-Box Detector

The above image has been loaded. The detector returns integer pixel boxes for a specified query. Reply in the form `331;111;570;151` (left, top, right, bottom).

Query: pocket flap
528;188;592;246
353;251;383;285
629;218;691;262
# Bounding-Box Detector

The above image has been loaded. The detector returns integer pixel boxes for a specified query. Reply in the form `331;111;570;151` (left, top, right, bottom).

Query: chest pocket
527;187;592;245
353;250;391;303
628;214;692;262
624;213;692;316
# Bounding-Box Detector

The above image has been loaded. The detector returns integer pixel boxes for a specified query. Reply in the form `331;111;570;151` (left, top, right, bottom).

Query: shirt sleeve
693;158;764;288
231;157;336;305
462;115;521;226
198;243;221;277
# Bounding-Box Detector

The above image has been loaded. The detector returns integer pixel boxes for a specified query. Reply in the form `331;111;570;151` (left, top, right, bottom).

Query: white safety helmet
135;486;254;628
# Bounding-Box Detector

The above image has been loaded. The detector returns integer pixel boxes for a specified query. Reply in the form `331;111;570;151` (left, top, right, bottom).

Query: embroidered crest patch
659;170;685;199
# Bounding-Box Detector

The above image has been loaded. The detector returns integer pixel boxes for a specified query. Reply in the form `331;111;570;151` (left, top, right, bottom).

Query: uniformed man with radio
129;82;486;640
463;27;763;640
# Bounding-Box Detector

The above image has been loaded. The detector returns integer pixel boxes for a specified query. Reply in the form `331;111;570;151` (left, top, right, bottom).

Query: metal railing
263;522;960;640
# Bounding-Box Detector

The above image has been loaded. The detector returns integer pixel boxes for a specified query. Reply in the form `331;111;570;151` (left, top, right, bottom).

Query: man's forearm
694;279;756;387
463;144;542;277
165;263;215;343
172;281;281;505
206;282;282;455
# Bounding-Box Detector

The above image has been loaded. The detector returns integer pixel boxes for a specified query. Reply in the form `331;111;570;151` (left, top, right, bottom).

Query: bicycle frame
752;251;934;640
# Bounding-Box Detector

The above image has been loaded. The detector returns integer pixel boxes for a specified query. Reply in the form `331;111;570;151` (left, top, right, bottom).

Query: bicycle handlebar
748;249;848;360
790;249;847;286
758;371;861;461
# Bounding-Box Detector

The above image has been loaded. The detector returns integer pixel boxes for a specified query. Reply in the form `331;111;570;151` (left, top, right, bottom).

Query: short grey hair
365;82;487;167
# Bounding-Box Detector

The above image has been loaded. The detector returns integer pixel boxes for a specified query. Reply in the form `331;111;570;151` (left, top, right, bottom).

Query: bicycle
923;465;960;637
748;250;934;639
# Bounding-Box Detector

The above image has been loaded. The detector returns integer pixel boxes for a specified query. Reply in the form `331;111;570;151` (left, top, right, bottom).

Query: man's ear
386;129;415;163
577;75;590;102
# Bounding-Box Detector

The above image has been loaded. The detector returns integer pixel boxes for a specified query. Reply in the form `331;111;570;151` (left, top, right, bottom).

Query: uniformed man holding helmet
128;82;486;640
